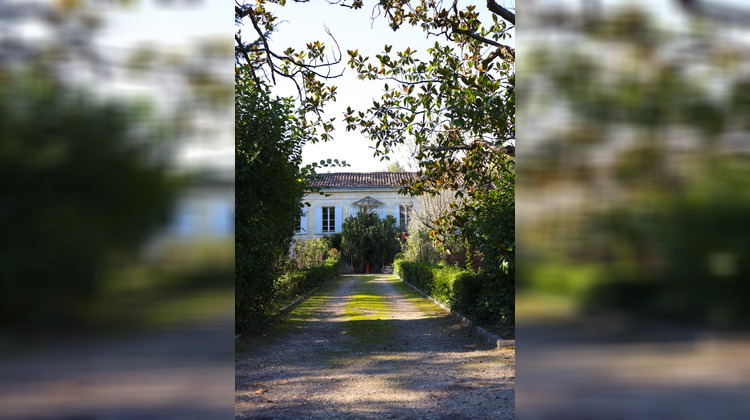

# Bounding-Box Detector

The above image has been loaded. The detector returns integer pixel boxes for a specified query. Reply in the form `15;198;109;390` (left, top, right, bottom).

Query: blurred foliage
0;72;177;328
520;4;750;327
341;212;400;273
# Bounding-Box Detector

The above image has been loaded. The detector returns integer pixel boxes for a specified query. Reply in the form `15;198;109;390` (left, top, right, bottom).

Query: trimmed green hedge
395;260;512;326
242;256;339;331
275;256;339;304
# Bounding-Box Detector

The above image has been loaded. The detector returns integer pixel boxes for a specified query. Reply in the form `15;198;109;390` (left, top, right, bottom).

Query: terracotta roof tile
310;172;416;188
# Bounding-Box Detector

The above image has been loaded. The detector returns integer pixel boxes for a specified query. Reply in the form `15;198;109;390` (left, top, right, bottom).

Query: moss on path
235;274;514;419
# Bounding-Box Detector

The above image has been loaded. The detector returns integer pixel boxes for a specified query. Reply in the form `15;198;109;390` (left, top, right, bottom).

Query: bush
321;233;342;252
451;272;487;314
403;224;441;264
395;259;510;326
288;237;329;270
273;256;340;315
235;83;311;333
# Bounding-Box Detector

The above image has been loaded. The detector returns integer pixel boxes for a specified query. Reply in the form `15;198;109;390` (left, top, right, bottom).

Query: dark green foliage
585;159;750;327
395;260;511;326
274;256;340;311
0;74;177;328
395;260;435;291
451;272;487;315
341;212;400;273
321;233;342;252
235;77;311;333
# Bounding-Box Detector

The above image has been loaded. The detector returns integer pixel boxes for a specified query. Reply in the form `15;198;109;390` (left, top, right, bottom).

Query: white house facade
293;172;418;240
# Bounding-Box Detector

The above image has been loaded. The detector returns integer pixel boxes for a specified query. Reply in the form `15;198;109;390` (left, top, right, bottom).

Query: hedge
240;256;340;332
395;260;511;326
275;256;340;305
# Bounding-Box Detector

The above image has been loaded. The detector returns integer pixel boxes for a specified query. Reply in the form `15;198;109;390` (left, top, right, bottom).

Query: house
293;172;418;240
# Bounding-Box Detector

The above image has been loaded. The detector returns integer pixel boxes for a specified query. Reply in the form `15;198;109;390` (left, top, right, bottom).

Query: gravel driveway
235;274;515;419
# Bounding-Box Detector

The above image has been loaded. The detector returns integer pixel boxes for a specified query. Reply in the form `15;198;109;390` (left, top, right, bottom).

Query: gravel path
235;274;515;419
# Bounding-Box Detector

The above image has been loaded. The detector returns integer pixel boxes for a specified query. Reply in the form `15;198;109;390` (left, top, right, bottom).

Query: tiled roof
310;172;416;188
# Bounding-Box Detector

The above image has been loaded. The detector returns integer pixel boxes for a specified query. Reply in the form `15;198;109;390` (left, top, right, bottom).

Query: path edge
235;277;340;341
394;274;514;350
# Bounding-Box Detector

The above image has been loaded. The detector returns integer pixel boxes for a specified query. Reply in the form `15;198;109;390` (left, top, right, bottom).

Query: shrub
430;265;464;304
273;256;340;315
403;224;441;264
451;272;487;315
321;233;342;252
289;236;329;270
326;247;341;260
396;260;510;327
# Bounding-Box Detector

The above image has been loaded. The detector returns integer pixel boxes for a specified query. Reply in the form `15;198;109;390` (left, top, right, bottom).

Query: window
295;213;302;233
322;207;335;233
399;205;412;227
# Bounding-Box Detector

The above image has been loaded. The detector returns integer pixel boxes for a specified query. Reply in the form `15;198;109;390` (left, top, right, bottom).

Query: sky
259;0;516;173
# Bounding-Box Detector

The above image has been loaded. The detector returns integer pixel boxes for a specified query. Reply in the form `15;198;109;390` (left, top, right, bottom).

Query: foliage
274;256;340;314
522;7;750;327
321;232;342;252
288;236;330;271
341;212;400;273
386;161;407;172
463;160;515;282
344;1;515;258
0;73;177;328
327;247;341;260
235;73;314;332
235;1;342;142
403;223;441;265
395;260;509;326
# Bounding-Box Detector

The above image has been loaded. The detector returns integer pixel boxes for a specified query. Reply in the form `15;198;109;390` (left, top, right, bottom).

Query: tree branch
487;0;515;25
451;27;506;49
481;44;514;71
423;140;515;156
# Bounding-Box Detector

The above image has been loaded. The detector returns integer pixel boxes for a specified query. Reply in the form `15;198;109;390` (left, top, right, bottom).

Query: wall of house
293;187;417;241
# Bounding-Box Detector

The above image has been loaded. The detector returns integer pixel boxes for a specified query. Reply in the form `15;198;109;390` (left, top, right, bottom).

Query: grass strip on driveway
341;276;397;349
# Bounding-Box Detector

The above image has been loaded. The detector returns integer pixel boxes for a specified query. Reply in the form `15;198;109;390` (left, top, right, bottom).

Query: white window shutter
300;207;308;234
392;205;400;226
314;207;322;234
335;206;343;233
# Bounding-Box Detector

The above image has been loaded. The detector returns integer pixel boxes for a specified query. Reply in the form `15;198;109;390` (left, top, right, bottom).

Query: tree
235;70;313;331
385;161;407;172
341;212;400;273
343;0;516;286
